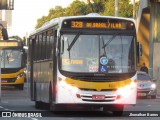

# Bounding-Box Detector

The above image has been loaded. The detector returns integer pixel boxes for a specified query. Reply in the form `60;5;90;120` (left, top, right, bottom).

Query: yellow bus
0;40;26;90
28;13;140;116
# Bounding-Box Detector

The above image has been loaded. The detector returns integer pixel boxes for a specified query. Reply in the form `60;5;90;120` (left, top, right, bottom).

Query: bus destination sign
71;21;122;29
0;41;18;47
62;18;134;30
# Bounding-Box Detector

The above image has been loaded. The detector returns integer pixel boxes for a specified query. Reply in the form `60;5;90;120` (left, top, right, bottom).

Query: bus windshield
60;33;135;74
0;49;22;68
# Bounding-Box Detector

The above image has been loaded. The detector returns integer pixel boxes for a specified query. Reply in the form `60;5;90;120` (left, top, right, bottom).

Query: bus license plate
2;80;8;83
138;93;146;96
92;95;105;100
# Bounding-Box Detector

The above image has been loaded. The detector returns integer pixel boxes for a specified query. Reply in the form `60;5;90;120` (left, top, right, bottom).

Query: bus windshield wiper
101;36;107;56
102;33;119;49
67;32;81;51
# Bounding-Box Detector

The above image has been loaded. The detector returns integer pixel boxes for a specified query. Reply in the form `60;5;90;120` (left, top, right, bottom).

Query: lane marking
2;101;8;103
31;118;38;120
0;106;3;108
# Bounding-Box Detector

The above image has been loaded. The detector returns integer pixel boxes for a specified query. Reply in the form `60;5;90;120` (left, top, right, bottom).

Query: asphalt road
0;83;160;120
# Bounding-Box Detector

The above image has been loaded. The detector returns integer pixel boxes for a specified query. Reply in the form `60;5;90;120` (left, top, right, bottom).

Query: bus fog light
76;94;81;98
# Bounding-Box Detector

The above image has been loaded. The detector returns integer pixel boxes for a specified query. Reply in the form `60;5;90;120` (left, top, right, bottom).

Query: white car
137;71;157;99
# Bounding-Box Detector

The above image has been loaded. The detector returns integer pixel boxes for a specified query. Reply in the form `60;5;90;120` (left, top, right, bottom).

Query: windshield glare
60;34;135;73
137;74;151;81
0;50;22;68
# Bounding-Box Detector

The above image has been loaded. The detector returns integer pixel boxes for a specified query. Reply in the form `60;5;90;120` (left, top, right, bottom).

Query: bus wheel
15;84;24;90
113;111;123;116
112;105;124;116
35;101;49;110
151;95;156;99
35;101;43;109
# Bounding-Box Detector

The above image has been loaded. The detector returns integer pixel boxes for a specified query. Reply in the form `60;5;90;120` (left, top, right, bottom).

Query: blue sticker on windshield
100;57;108;65
100;65;107;72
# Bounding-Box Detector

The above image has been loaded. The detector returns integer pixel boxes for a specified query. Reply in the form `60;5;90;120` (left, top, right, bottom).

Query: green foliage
103;0;135;17
35;0;139;29
35;16;48;29
103;0;115;16
9;35;22;41
93;0;108;13
48;6;65;20
65;0;89;16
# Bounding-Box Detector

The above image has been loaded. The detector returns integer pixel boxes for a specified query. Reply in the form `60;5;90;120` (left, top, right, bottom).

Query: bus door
46;30;57;103
29;37;36;100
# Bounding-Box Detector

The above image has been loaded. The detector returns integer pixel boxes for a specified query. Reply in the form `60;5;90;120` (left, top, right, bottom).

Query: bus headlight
116;82;136;96
151;83;156;89
130;81;136;89
116;85;130;96
17;73;24;79
59;80;79;93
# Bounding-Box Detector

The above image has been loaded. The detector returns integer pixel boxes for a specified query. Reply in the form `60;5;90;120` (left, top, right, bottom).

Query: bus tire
113;111;123;116
15;84;24;90
35;101;43;109
112;105;124;116
151;95;156;99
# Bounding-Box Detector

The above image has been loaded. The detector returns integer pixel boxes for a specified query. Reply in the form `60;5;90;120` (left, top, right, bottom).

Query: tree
35;16;48;29
65;0;89;16
103;0;139;17
47;6;65;21
93;0;108;13
35;0;139;29
9;35;22;41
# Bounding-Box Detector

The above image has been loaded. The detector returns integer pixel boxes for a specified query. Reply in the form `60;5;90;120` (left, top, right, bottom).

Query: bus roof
29;13;135;36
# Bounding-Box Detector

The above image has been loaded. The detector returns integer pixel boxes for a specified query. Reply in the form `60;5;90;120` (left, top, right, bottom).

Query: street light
115;0;118;17
133;0;136;19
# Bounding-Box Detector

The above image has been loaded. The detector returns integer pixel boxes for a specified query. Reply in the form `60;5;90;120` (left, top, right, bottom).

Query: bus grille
79;88;117;91
80;94;116;102
1;78;16;83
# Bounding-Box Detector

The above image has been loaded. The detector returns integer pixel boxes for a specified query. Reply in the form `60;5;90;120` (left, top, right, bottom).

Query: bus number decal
71;21;83;28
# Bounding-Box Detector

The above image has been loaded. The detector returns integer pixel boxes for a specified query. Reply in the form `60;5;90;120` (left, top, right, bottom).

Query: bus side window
42;32;47;60
46;31;50;59
49;30;54;59
34;36;39;61
39;34;43;60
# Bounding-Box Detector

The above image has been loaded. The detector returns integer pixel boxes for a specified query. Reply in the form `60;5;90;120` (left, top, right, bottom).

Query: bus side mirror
137;42;142;63
2;28;9;40
60;38;64;54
